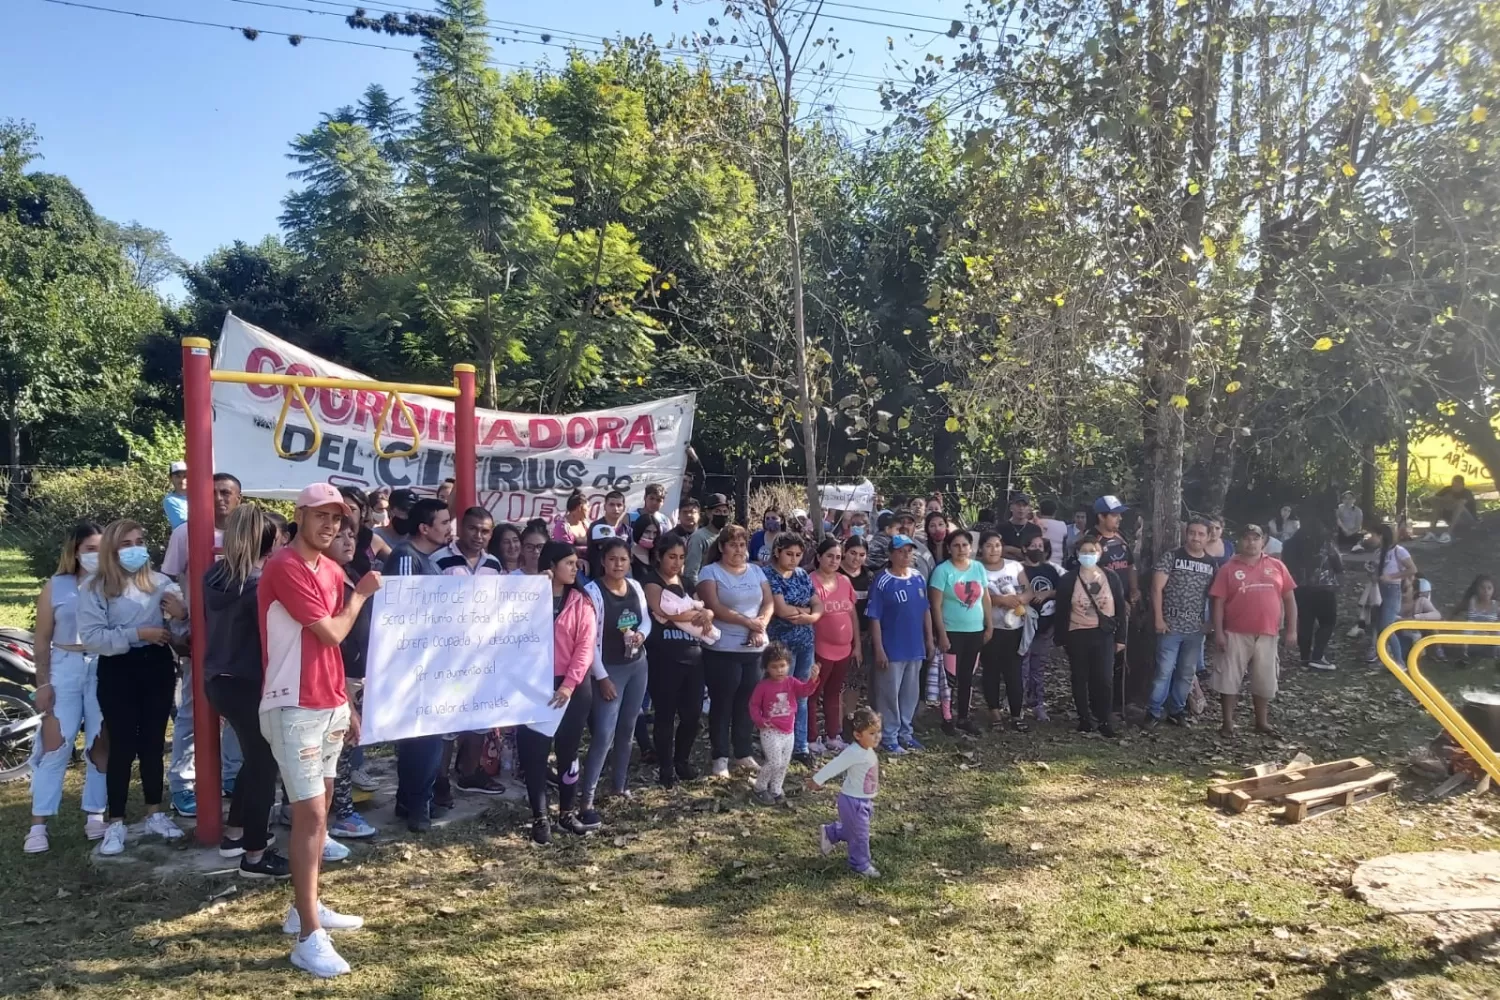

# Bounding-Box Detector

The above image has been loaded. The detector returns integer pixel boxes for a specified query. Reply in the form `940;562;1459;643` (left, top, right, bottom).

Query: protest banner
819;479;876;513
360;574;562;743
211;313;697;522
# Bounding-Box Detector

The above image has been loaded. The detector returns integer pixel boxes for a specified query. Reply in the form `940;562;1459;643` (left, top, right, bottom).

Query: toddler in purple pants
808;706;882;878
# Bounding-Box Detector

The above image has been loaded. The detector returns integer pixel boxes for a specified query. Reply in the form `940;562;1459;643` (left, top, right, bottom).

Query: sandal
1011;718;1030;733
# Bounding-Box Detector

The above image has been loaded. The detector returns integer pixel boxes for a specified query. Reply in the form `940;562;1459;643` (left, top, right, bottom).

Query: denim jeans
30;649;106;817
790;644;815;754
394;734;445;820
582;658;649;801
875;659;922;745
169;658;244;795
1377;582;1404;661
1149;631;1204;719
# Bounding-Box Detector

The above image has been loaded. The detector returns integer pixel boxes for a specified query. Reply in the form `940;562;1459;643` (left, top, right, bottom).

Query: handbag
1081;574;1118;636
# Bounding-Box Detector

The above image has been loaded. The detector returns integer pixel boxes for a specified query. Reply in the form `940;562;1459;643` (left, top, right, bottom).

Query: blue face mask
1077;552;1100;568
765;518;782;533
118;546;150;573
850;525;866;536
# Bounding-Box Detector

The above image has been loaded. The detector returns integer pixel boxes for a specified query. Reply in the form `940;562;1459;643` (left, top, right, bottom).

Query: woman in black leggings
643;534;708;788
517;542;598;845
928;530;993;736
203;505;288;878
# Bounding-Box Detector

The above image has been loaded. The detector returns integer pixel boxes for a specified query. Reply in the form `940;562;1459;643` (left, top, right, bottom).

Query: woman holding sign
517;541;598;845
578;538;652;829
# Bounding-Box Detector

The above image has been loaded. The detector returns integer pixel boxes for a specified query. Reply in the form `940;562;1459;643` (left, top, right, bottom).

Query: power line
209;0;918;87
36;0;424;52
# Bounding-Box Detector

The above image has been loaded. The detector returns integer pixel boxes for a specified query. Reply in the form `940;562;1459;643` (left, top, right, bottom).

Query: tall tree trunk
1360;440;1377;525
765;1;822;536
1395;417;1409;517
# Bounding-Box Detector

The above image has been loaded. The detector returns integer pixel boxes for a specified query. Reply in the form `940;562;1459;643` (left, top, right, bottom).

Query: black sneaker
455;772;507;796
1076;720;1095;734
1167;713;1191;728
556;812;589;836
434;776;455;810
957;717;981;736
791;751;813;768
239;848;292;880
220;831;275;858
1099;724;1119;739
658;769;677;790
531;817;552;846
407;816;432;834
1142;714;1161;730
576;808;603;831
674;760;699;782
941;719;958;736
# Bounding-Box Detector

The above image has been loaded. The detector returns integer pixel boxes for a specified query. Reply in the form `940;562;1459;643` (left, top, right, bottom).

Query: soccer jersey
258;546;347;711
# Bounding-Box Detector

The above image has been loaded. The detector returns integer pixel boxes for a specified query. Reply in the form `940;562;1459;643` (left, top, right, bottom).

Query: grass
2;540;1499;998
0;530;38;629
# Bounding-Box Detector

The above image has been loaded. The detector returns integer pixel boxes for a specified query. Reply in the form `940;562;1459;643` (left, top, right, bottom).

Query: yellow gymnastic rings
272;383;322;460
373;390;421;460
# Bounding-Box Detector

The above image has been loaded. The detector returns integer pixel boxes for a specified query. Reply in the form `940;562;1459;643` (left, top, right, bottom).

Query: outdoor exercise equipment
180;337;479;843
1377;619;1500;784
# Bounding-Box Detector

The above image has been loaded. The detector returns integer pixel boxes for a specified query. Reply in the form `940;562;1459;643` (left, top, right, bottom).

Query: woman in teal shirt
928;531;993;735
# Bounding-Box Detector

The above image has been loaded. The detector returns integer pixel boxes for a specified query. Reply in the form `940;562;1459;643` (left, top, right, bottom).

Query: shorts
1211;632;1279;700
260;702;351;803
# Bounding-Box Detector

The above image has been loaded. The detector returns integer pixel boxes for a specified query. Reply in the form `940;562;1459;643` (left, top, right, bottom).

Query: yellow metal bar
1376;620;1500;784
208;369;461;398
272;384;322;460
373;391;421;460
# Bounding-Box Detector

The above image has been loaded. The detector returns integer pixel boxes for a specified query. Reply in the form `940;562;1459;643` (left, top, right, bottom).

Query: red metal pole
181;337;222;845
453;364;478;511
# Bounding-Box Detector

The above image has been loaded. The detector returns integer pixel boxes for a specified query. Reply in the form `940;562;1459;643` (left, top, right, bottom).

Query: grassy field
2;540;1498;999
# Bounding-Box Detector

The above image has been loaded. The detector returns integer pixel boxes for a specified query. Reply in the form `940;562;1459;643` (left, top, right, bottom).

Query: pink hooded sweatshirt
554;588;597;692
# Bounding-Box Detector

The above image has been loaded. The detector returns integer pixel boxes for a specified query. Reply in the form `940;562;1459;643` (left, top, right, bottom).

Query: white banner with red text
211;313;696;522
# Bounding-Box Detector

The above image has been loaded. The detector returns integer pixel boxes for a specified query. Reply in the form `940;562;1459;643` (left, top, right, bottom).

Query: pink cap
295;482;352;515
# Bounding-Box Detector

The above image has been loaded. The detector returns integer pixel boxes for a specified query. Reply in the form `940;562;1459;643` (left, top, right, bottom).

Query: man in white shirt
1334;492;1365;551
162;472;243;818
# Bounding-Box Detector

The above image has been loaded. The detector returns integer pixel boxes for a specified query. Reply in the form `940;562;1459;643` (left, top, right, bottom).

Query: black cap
876;510;895;530
704;493;730;510
1009;492;1031;505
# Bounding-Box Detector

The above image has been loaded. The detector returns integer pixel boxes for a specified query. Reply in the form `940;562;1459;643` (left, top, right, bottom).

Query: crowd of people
20;464;1495;978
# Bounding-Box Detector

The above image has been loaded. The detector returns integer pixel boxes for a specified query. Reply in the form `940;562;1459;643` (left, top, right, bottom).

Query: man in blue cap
1091;495;1138;606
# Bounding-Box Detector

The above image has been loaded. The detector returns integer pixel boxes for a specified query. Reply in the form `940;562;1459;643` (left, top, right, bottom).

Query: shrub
17;464;172;578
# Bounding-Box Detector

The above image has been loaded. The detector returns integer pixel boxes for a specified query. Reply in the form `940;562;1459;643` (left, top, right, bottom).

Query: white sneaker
99;820;127;855
321;835;350;863
855;864;881;878
1346;624;1365;639
711;757;730;779
818;825;833;857
1422;532;1439;543
733;756;761;774
84;813;107;841
1439;533;1452;544
350;766;379;792
23;824;48;854
1309;659;1336;672
1351;544;1365;553
144;812;184;841
283;901;366;935
289;928;350;978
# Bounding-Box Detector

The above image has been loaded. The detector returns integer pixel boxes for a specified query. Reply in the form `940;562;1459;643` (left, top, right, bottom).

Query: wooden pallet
1274;771;1398;823
1207;757;1375;813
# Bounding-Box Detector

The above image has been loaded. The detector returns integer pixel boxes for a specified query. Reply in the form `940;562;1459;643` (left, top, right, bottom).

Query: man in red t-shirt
1208;524;1297;740
258;483;381;978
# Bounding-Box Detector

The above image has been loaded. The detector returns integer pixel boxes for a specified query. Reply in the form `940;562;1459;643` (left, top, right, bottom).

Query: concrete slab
91;755;524;879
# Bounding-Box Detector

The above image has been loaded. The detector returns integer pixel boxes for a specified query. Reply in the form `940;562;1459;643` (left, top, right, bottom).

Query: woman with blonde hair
78;519;189;855
203;504;290;878
23;522;107;854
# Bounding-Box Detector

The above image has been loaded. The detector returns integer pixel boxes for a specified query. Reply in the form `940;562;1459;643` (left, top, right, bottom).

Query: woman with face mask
631;516;660;583
24;522;107;854
750;510;783;567
77;519;191;855
1053;534;1128;738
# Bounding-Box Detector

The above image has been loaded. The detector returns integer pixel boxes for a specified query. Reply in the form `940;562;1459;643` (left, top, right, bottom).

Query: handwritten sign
361;574;560;743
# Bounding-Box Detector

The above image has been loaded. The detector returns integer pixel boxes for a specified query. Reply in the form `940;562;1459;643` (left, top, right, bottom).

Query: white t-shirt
1381;545;1411;578
1037;517;1068;557
985;559;1026;630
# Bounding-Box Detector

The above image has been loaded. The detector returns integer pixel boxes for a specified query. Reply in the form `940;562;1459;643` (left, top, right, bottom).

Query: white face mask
79;552;99;574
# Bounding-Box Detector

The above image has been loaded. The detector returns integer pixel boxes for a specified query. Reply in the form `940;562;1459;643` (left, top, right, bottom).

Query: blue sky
4;0;971;300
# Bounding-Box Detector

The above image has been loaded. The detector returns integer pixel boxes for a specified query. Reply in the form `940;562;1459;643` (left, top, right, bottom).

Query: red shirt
258;546;348;711
812;571;856;661
1209;555;1296;637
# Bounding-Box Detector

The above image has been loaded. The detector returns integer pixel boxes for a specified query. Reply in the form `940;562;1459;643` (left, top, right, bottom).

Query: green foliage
17;463;171;578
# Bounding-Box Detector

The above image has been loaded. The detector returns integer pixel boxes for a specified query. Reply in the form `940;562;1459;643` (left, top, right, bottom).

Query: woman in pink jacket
517;540;599;845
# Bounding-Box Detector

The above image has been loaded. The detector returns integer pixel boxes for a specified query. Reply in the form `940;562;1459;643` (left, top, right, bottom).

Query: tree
0;120;161;482
99;219;183;290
